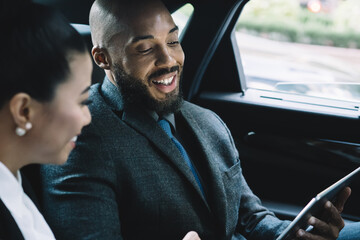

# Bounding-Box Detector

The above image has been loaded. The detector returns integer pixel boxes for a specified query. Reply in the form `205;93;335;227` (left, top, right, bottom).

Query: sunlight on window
171;3;194;37
235;0;360;102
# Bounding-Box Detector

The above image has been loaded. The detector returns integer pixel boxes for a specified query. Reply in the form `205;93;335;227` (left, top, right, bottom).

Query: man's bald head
89;0;169;48
89;0;122;47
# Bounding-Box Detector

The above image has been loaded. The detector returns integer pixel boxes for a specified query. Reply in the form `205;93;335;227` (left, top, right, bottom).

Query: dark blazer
41;78;289;240
0;174;39;240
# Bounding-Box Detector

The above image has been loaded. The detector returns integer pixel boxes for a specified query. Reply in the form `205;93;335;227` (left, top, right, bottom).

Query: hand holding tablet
276;166;360;240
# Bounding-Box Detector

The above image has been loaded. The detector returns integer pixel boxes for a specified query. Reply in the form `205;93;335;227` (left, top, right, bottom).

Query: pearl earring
15;127;26;136
15;122;32;137
25;122;32;130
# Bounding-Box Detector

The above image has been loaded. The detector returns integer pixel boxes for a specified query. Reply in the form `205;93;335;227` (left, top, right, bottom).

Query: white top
0;162;56;239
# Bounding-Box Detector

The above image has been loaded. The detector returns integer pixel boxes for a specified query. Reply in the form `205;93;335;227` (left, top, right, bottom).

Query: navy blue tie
158;119;205;198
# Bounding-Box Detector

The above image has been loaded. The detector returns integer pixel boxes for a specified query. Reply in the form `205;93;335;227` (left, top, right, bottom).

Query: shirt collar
0;162;56;239
147;111;176;131
0;161;23;203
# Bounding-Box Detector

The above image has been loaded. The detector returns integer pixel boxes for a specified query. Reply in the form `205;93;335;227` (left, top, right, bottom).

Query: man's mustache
148;66;180;80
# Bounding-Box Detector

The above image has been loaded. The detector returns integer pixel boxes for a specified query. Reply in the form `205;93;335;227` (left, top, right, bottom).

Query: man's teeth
71;136;78;142
152;76;173;85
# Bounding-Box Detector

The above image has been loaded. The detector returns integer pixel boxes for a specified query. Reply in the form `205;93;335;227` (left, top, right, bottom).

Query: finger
333;187;351;213
297;229;327;240
307;216;340;238
182;231;201;240
321;201;345;228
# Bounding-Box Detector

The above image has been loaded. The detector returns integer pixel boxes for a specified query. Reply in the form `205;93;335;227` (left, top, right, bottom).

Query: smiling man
90;0;184;115
41;0;359;240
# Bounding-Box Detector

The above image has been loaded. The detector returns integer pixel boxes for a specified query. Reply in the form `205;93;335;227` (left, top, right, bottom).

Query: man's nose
155;45;176;67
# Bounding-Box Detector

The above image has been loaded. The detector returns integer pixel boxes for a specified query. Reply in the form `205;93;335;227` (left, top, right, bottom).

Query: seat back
72;24;105;84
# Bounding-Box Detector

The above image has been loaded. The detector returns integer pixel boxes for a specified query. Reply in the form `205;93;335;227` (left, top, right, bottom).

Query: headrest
32;0;93;24
71;23;105;84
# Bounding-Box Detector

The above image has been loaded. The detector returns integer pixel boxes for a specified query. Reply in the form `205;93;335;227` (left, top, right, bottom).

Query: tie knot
158;119;172;137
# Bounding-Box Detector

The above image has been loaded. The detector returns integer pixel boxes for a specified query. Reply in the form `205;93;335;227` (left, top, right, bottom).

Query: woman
0;2;202;240
0;1;92;239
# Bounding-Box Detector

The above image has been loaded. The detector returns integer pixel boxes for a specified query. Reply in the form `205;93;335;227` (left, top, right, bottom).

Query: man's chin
150;96;184;115
151;93;178;103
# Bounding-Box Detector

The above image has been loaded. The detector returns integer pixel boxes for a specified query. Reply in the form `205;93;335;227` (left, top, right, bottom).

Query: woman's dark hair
0;1;87;107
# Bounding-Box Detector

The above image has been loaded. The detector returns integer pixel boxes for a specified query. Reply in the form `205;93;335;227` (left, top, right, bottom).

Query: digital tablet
276;166;360;240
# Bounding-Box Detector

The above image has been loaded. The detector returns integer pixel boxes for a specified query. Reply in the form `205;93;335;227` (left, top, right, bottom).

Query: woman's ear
9;93;32;129
92;46;111;70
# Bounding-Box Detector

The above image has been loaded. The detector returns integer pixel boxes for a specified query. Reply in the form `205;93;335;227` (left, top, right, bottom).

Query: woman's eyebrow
81;86;91;95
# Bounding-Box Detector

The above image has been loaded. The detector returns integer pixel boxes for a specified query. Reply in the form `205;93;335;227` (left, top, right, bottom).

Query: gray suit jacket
41;78;289;240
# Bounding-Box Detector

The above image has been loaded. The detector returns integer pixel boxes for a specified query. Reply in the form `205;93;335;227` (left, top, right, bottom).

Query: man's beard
114;64;184;115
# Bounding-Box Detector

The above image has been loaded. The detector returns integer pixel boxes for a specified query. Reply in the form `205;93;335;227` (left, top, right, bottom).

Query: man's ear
92;46;111;70
9;93;32;128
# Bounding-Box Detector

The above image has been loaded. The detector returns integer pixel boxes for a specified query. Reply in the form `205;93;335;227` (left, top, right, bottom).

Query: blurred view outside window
171;4;194;37
236;0;360;102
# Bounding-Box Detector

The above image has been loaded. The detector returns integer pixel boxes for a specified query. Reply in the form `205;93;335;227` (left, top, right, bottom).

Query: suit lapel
122;108;208;204
180;105;229;228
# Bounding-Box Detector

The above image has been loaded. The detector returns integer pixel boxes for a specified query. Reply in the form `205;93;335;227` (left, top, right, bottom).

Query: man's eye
168;41;179;45
138;48;152;53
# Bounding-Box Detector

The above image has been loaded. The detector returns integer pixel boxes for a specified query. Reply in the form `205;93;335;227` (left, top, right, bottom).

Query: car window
171;3;194;38
235;0;360;103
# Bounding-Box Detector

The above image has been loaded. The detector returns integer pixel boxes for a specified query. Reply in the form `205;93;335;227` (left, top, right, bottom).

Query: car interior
30;0;360;226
